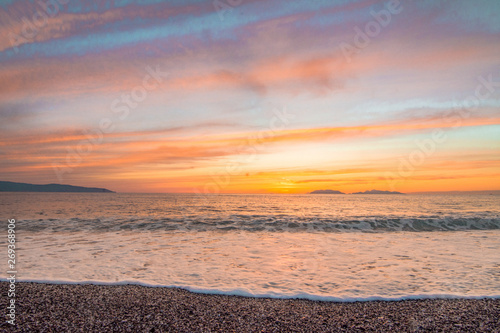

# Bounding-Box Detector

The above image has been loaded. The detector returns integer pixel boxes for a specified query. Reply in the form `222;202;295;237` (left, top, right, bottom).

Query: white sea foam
7;229;500;300
4;278;500;302
2;193;499;300
12;215;500;233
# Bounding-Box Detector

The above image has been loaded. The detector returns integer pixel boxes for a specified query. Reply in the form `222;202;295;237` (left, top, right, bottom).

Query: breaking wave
18;214;500;233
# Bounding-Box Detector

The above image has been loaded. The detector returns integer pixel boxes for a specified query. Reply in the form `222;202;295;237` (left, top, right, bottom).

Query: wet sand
1;282;499;332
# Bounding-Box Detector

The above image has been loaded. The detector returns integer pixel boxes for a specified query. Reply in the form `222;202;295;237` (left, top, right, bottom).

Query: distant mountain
353;189;404;195
410;190;500;195
0;181;115;193
310;189;345;194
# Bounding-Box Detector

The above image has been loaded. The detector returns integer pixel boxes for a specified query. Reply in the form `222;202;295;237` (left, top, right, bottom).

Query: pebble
1;282;499;332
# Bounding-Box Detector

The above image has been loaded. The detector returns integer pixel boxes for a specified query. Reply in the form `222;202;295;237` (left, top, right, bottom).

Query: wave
3;278;500;302
17;214;500;233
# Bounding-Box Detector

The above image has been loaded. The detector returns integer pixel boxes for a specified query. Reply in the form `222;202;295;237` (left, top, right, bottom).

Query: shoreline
3;279;500;303
2;282;499;332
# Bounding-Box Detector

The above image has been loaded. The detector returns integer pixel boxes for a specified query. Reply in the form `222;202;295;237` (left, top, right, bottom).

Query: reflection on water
1;193;499;300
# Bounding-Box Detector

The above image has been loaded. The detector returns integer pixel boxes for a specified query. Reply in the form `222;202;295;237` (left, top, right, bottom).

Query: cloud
0;0;215;52
2;113;498;182
0;101;38;126
1;0;499;192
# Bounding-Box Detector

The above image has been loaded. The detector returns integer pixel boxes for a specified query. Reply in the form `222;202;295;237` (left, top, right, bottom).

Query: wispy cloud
1;0;499;192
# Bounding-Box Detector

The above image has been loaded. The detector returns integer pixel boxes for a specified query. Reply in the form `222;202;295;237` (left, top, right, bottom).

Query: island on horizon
310;189;345;194
352;189;404;195
309;189;404;194
0;181;115;193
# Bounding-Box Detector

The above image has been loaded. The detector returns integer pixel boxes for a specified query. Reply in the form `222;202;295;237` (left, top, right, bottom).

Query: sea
1;192;499;301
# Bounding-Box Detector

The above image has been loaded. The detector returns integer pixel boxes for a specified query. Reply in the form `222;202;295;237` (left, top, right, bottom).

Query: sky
0;0;499;194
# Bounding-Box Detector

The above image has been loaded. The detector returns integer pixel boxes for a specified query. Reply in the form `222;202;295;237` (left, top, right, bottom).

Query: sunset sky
0;0;499;193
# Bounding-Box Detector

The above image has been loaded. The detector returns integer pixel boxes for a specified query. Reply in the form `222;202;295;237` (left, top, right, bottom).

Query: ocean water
1;193;499;301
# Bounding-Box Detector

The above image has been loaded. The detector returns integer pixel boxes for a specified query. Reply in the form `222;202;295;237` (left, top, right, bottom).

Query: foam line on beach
5;278;500;302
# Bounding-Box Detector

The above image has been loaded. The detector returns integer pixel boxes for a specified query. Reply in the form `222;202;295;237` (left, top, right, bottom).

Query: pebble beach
2;282;499;332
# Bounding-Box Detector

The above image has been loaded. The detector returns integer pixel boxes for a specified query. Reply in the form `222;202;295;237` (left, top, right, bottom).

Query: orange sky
1;0;499;193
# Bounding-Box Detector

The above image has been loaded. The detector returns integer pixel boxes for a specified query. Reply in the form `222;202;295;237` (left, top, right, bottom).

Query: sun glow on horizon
0;0;499;193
